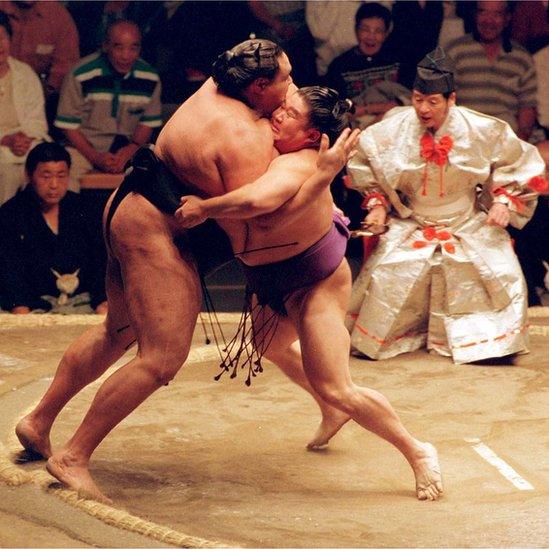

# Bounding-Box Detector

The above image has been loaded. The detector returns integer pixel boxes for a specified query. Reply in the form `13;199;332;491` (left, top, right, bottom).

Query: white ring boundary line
464;438;534;491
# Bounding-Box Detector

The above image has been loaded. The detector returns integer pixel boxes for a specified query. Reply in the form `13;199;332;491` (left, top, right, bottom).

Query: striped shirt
446;34;537;131
55;52;162;152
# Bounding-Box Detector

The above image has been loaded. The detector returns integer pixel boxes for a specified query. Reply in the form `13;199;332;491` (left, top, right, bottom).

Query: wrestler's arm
221;128;360;214
174;116;287;227
179;152;314;224
177;128;360;227
258;129;361;225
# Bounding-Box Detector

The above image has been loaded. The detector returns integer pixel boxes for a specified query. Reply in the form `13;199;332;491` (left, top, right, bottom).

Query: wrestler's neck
275;140;319;155
240;90;273;119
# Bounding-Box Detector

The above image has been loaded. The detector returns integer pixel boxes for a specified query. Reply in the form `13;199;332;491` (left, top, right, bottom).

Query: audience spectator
54;19;162;191
0;12;48;206
511;0;549;54
0;0;79;132
0;1;79;95
306;0;363;78
508;38;549;306
0;142;107;314
249;0;316;85
67;1;162;58
326;3;409;130
534;41;549;137
446;1;537;142
438;1;466;50
69;1;180;110
384;1;445;89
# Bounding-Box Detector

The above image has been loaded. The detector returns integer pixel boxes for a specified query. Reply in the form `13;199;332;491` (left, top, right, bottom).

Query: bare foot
412;442;443;501
306;410;351;450
15;415;52;459
46;452;112;505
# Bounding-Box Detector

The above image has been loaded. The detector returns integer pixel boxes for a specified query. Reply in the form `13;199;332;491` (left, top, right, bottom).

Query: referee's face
412;91;456;132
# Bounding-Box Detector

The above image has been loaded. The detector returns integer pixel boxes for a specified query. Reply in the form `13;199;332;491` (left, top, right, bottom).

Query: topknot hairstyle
297;86;353;146
212;39;283;99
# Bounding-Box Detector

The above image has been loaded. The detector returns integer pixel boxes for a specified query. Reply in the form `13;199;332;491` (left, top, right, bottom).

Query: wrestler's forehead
285;91;307;115
277;53;292;79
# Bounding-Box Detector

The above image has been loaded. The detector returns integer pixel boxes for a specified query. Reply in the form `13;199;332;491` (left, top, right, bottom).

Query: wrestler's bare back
154;79;275;251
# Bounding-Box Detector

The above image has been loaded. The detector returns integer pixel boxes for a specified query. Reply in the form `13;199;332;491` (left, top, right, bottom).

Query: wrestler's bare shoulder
279;148;317;162
158;80;260;145
169;80;257;124
208;107;273;172
219;116;271;143
158;103;270;158
159;105;257;146
270;147;317;171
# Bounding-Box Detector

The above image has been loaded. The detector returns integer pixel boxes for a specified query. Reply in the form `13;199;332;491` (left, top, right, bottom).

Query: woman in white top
0;12;49;205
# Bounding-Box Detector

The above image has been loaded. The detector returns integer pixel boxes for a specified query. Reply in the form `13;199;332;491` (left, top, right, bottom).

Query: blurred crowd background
0;0;547;314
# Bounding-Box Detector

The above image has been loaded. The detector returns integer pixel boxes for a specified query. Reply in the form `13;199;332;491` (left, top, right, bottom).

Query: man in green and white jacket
55;19;162;191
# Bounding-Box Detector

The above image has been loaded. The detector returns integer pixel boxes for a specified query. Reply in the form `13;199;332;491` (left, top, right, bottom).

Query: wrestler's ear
253;77;271;91
306;128;321;145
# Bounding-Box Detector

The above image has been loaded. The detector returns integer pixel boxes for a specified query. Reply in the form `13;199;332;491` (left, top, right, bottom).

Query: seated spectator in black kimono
0;142;107;314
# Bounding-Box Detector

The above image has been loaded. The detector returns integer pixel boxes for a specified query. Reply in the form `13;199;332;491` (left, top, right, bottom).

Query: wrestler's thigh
103;254;136;348
121;232;201;360
286;261;353;386
287;259;352;323
252;301;299;361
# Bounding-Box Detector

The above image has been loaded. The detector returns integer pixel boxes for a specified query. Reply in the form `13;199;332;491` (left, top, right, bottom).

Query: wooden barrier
79;172;124;190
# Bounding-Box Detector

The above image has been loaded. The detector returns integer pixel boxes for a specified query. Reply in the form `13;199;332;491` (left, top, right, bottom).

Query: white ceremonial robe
346;105;545;364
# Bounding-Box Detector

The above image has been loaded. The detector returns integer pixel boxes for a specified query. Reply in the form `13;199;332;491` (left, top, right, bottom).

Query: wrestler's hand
176;195;208;228
317;128;361;177
364;204;387;226
486;202;510;228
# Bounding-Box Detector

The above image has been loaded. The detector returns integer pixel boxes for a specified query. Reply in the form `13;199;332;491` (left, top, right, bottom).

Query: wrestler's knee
140;347;189;386
312;382;360;412
60;345;84;368
104;321;135;352
139;359;180;387
60;322;126;365
262;344;296;367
